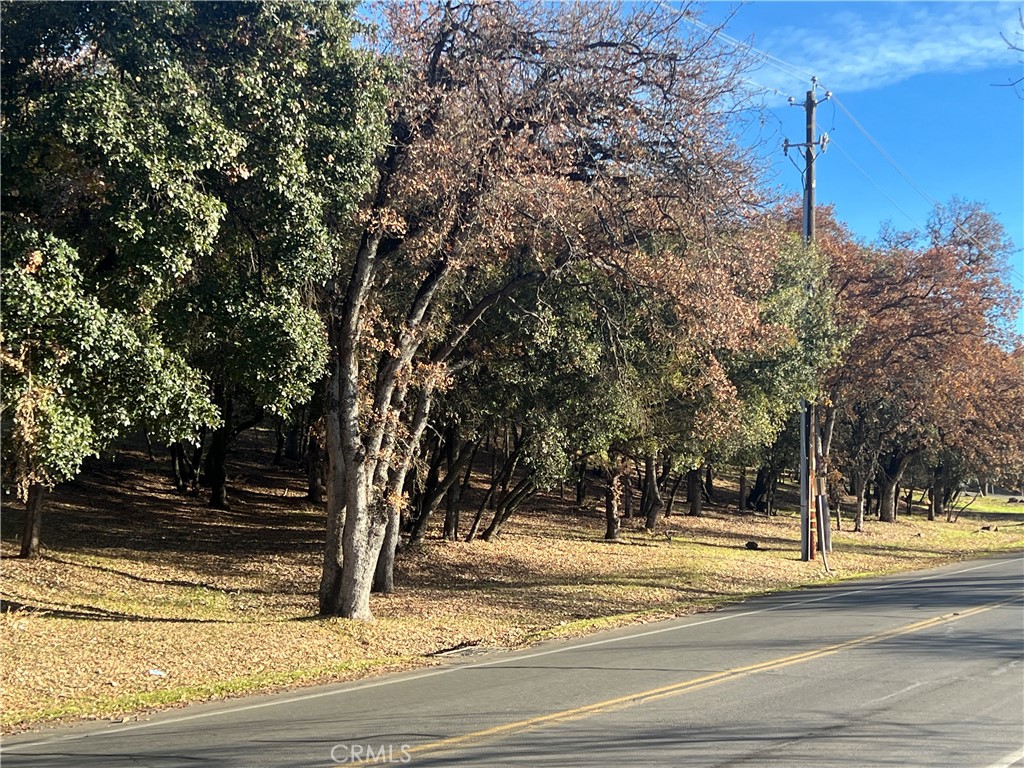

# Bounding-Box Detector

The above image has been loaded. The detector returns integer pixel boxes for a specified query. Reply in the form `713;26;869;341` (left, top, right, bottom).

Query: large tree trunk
320;234;381;618
338;483;386;621
19;483;46;558
325;228;437;616
604;461;625;541
686;468;703;516
643;454;665;531
206;424;230;510
877;451;914;523
319;369;347;614
851;472;866;533
320;212;543;616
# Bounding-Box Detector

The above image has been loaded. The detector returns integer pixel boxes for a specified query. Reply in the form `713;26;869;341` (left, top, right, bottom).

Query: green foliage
165;288;328;418
1;1;387;496
1;226;218;498
722;236;844;464
153;0;386;418
440;263;671;485
439;228;843;488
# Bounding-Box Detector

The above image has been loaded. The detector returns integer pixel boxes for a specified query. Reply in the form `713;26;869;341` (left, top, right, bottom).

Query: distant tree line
3;1;1022;620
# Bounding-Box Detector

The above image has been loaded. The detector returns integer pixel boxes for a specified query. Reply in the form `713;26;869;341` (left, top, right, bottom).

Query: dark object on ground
745;541;760;550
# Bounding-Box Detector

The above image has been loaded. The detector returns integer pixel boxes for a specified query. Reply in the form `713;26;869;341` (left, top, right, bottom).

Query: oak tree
319;0;770;618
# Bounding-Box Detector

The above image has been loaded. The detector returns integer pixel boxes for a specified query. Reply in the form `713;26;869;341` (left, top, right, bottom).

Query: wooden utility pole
785;78;831;563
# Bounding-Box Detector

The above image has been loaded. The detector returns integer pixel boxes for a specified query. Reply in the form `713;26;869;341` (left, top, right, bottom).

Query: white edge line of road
4;554;1022;752
985;747;1024;768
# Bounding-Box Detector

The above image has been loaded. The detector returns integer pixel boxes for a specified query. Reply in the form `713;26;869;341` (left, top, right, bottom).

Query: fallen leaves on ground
2;443;1021;733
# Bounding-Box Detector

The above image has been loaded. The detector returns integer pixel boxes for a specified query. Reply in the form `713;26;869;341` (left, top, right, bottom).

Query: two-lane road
4;554;1022;767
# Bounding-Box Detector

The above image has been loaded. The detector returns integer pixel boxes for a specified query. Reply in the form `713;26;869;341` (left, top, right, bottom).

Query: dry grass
3;435;1022;733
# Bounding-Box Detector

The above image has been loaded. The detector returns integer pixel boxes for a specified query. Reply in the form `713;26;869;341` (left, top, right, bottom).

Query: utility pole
784;78;830;564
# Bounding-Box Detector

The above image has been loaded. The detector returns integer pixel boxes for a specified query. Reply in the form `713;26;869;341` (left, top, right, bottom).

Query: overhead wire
824;92;1024;333
827;137;924;232
697;30;934;237
817;81;1024;280
831;89;1024;309
684;22;964;232
678;12;952;224
680;12;993;226
683;15;816;85
680;7;1023;296
825;92;943;213
673;7;810;106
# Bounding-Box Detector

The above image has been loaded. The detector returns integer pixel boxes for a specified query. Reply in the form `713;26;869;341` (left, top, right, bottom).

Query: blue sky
695;1;1024;333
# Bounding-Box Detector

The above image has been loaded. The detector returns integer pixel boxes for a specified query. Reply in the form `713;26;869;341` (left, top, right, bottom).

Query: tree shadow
0;598;231;623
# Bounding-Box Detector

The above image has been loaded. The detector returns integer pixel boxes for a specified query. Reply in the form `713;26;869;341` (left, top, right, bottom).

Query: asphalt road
3;554;1023;768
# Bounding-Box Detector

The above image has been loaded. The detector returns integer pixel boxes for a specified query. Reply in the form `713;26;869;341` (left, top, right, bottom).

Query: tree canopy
1;0;385;548
2;1;1020;618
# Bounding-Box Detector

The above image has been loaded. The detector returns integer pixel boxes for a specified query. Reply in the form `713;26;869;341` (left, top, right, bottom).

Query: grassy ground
2;434;1022;734
947;491;1024;518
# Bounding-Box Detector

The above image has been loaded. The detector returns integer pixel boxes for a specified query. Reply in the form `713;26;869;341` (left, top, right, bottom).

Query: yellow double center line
350;596;1020;765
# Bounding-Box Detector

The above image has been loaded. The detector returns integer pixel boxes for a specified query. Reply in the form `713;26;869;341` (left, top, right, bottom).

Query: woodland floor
2;428;1023;734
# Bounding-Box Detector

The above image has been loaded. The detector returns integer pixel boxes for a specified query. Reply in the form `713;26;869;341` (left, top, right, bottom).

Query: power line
673;8;816;106
678;7;1008;244
826;92;942;212
681;22;1010;254
822;85;1020;279
676;6;1022;291
680;32;969;232
831;127;1023;290
684;15;815;85
828;137;924;232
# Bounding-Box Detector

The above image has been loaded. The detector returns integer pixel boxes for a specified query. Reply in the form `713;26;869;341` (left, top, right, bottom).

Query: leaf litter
3;442;1021;732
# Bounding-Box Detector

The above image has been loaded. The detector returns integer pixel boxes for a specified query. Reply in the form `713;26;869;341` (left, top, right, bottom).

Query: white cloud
732;1;1022;100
